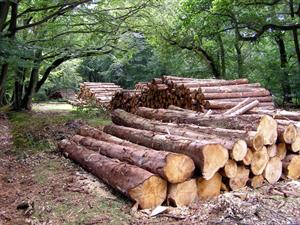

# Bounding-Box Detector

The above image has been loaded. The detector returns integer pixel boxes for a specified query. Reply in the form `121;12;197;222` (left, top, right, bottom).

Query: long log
200;84;264;93
167;179;198;207
103;124;228;180
111;109;248;156
224;100;259;117
203;89;270;100
71;135;195;183
166;78;249;87
58;140;167;209
135;107;261;130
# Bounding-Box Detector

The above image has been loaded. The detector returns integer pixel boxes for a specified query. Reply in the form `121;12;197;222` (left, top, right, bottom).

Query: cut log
257;115;278;145
278;123;298;144
263;156;282;184
251;175;265;188
290;133;300;152
224;159;238;178
276;143;287;160
229;166;250;191
243;148;253;166
204;89;270;100
111;109;247;155
207;100;274;110
58;140;167;209
167;179;198;207
136;107;260;130
251;147;269;175
71;135;195;183
267;144;277;158
283;155;300;180
103;124;228;180
197;172;222;199
223;98;258;116
230;140;248;161
200;85;265;93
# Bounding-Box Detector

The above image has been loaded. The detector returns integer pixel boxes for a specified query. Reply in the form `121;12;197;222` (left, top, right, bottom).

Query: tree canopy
0;0;299;110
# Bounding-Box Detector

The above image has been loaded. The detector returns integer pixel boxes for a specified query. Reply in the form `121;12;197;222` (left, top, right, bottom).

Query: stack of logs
161;75;275;111
110;76;274;112
78;82;122;107
58;106;300;209
110;79;207;112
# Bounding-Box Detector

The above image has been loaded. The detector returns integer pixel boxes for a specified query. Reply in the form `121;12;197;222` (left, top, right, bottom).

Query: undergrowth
8;104;111;157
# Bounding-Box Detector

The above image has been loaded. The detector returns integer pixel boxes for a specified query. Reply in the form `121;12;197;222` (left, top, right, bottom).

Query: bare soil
0;110;300;225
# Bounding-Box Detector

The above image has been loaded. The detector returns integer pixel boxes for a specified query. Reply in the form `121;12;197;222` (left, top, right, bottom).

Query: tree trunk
167;179;198;207
0;1;10;31
289;0;300;67
21;50;42;110
217;33;226;78
58;139;167;209
103;124;228;180
234;33;243;78
275;35;292;104
12;67;25;111
203;89;270;99
70;134;195;184
0;63;9;106
35;56;69;92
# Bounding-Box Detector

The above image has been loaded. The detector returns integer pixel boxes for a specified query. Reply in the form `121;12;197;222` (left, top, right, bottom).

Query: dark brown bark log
58;139;167;209
70;134;195;183
103;124;228;180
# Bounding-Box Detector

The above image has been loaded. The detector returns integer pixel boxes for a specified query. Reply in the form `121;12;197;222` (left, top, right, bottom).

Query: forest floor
0;102;300;225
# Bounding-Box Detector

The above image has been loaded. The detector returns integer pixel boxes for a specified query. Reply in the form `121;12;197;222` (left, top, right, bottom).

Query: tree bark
12;67;25;111
203;89;270;99
217;33;226;78
0;63;9;106
111;109;248;154
275;34;292;104
21;50;42;110
135;107;261;130
70;134;195;184
58;139;167;209
103;124;228;180
0;0;10;32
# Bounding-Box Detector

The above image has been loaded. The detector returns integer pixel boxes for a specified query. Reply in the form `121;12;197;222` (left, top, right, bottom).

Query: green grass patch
8;103;111;156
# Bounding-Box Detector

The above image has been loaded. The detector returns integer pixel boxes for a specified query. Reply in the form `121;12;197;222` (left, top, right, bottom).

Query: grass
7;102;111;156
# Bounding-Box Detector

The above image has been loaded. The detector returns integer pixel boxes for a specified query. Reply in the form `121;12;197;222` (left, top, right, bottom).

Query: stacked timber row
161;75;275;111
110;80;206;112
59;107;300;209
78;82;122;107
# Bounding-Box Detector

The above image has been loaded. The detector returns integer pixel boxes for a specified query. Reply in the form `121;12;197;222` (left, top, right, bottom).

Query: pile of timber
59;106;300;209
110;80;206;112
161;75;275;111
78;82;122;107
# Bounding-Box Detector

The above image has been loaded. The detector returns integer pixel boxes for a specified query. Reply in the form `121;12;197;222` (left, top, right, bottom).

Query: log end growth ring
201;144;228;180
129;175;167;209
164;154;195;184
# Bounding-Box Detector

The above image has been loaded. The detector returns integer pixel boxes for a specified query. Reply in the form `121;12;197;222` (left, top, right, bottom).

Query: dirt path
0;110;300;225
